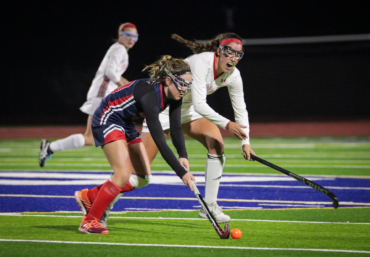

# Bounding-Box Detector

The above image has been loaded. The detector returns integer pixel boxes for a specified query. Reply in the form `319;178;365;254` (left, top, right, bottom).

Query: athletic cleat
74;189;92;216
78;217;108;234
39;139;53;167
199;202;231;223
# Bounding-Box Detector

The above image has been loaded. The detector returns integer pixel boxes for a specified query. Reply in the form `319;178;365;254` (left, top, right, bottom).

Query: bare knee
83;134;94;146
111;170;131;187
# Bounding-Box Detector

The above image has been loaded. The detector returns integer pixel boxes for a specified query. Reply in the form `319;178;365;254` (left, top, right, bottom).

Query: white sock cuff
49;134;85;152
207;153;226;162
129;174;152;188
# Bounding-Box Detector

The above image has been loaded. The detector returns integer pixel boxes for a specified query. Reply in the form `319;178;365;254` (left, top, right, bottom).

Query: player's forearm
193;101;230;128
115;77;128;86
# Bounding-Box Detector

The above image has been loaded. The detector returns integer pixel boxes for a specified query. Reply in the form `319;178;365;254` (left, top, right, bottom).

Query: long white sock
49;134;85;152
204;153;225;205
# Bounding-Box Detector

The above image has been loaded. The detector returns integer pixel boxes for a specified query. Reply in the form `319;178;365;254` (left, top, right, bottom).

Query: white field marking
0;169;366;179
1;156;107;162
0;173;335;185
0;172;111;179
0;239;369;254
190;205;262;210
234;154;370;159
0;163;110;167
123;208;197;211
1;213;370;226
0;149;39;152
259;204;324;207
204;206;263;210
2;170;368;179
149;156;370;163
5;153;370;163
221;184;370;190
5;157;370;164
0;179;108;185
224;143;370;149
244;160;370;163
3;163;370;169
0;194;369;206
4;152;370;158
225;144;315;148
0;171;335;180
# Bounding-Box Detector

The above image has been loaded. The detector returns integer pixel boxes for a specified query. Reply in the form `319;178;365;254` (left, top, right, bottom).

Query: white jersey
86;42;129;99
184;52;250;145
143;52;251;146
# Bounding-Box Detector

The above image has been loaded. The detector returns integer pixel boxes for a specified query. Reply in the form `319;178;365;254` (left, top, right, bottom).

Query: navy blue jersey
92;79;166;126
92;78;188;178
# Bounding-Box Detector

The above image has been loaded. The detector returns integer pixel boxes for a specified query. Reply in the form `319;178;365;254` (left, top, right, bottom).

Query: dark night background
2;0;369;125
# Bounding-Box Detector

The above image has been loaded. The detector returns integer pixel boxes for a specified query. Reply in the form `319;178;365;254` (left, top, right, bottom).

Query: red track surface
1;120;369;139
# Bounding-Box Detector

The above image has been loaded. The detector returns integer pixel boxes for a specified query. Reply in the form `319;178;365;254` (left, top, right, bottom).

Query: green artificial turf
0;137;370;256
1;137;370;176
0;208;369;256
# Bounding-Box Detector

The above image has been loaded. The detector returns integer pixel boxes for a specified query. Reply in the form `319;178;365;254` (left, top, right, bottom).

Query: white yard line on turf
222;184;370;190
0;194;369;206
1;170;368;179
0;239;369;253
1;213;370;225
4;157;370;163
2;163;370;168
2;179;368;190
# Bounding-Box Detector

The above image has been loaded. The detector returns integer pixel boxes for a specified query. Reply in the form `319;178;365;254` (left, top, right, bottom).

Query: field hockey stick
250;154;339;209
191;181;230;239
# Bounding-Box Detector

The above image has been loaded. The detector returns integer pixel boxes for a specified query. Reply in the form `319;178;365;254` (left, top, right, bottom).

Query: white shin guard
204;153;225;205
49;134;85;152
108;174;152;210
129;174;152;188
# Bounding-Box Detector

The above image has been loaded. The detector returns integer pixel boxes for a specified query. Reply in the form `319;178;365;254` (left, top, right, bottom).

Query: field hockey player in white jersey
140;33;256;223
39;23;139;167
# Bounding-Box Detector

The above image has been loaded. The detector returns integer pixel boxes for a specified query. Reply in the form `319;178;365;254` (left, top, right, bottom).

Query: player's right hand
227;122;247;140
182;172;196;191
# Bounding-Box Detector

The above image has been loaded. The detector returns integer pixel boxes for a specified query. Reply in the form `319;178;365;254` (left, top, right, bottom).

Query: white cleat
99;208;109;228
39;139;52;167
199;202;231;223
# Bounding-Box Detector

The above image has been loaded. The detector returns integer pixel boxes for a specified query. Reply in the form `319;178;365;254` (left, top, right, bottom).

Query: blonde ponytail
143;55;190;84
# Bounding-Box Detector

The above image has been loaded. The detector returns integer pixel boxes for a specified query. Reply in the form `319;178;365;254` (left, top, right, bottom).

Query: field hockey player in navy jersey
74;55;195;234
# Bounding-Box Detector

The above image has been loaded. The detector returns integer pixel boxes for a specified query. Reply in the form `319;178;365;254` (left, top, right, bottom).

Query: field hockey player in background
39;22;139;167
74;55;195;234
138;33;256;223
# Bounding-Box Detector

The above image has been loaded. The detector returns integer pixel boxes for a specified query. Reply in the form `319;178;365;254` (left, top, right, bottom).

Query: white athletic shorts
142;103;203;133
80;97;103;116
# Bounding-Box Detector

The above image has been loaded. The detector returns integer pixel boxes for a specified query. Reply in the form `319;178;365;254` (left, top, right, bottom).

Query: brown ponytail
171;33;243;54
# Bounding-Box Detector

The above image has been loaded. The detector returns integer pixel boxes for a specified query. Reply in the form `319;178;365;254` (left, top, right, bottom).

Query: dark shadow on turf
32;225;78;232
108;219;200;229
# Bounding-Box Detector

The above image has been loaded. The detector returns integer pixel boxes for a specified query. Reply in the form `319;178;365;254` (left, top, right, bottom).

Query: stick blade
333;197;339;209
219;224;230;239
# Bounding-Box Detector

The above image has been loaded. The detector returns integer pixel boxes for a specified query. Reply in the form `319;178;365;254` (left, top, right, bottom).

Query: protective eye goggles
164;67;192;92
121;31;139;42
219;45;244;60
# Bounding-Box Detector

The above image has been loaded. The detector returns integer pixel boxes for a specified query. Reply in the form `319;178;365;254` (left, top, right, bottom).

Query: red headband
120;23;136;31
219;38;242;46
